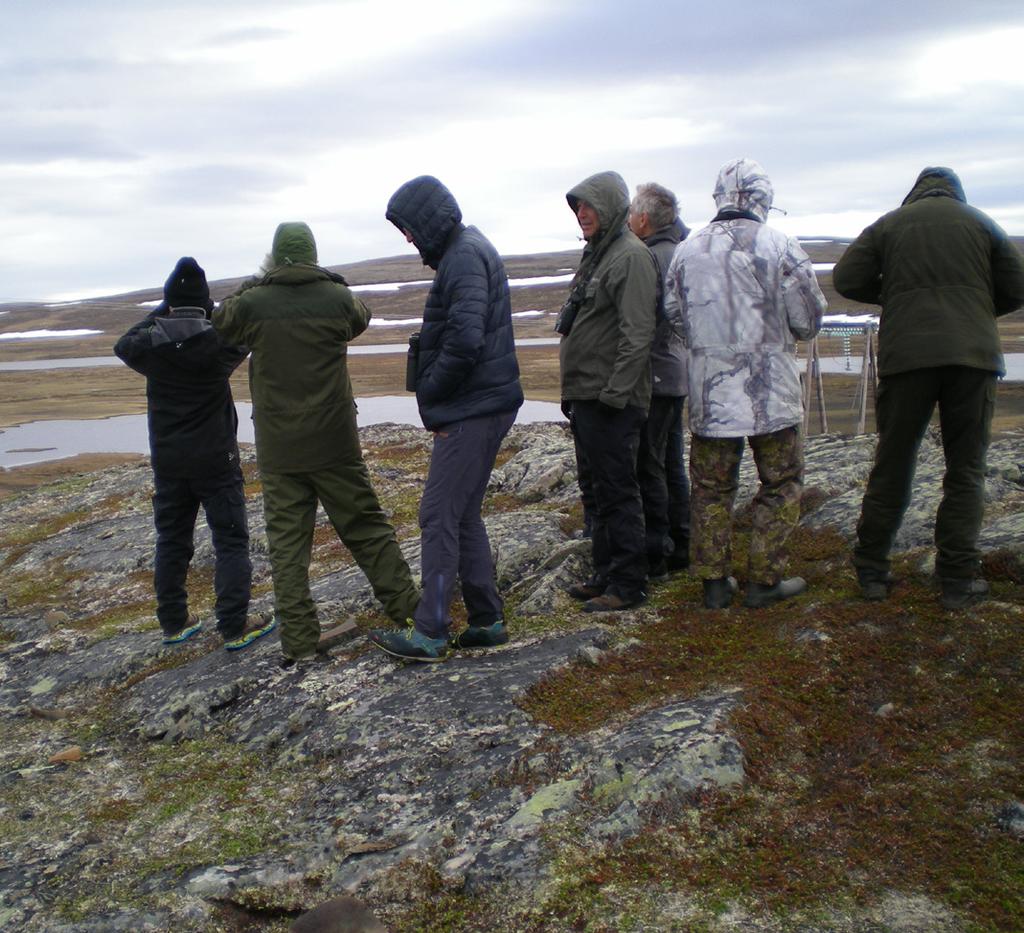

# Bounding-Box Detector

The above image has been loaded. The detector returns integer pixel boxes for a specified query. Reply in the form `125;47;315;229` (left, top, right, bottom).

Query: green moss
519;526;1024;930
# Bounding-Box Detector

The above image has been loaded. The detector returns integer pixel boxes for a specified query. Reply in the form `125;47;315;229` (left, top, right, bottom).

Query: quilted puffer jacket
386;175;523;430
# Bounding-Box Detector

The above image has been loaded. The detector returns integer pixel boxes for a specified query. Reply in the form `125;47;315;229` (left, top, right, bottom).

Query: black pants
664;395;691;551
854;366;996;581
570;400;647;600
153;466;252;637
638;394;685;562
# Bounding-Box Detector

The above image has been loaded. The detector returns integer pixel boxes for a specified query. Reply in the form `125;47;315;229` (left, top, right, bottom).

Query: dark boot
568;578;607;601
702;577;737;609
939;577;990;611
744;577;807;609
857;569;893;602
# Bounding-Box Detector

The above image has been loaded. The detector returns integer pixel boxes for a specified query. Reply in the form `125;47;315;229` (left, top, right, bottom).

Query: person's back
669;158;825;610
114;257;267;650
216;223;369;474
833;166;1024;609
834;167;1021;378
214;223;419;667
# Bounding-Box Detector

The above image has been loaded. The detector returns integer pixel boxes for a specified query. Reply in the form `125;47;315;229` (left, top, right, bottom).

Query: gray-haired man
628;182;691;578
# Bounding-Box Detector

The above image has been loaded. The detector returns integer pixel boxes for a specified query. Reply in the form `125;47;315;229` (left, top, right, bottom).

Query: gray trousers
413;410;517;639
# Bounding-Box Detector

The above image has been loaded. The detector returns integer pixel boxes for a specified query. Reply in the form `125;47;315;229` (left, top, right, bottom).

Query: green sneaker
162;617;202;645
368;627;449;663
224;616;277;652
452;621;509;649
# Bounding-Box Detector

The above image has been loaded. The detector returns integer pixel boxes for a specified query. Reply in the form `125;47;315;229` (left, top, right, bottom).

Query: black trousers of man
570;400;647;601
854;365;996;583
152;465;252;638
637;394;685;569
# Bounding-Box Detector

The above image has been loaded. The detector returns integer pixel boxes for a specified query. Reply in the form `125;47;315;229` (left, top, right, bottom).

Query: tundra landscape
1;242;1023;932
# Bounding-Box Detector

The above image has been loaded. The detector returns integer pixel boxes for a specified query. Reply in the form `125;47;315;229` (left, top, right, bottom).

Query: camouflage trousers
689;427;803;584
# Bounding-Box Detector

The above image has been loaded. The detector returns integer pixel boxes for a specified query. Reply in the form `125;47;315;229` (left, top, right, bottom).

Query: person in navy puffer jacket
370;176;524;662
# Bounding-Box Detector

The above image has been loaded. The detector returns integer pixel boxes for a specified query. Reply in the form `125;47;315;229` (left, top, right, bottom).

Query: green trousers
261;460;419;659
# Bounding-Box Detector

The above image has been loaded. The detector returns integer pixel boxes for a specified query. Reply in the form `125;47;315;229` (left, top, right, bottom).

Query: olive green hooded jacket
833;167;1024;377
559;171;658;411
214;222;370;473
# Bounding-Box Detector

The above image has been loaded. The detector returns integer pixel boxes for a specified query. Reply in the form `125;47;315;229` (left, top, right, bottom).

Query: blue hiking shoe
451;621;509;649
224;615;277;652
162;617;202;645
369;626;449;663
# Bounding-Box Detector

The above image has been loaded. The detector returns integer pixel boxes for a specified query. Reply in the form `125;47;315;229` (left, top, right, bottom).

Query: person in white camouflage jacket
667;158;826;609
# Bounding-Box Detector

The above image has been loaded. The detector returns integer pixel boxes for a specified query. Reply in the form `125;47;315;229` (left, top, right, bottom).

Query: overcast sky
2;0;1022;303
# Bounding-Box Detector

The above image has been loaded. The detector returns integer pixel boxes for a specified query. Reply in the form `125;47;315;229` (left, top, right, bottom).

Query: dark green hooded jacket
214;222;370;473
833;167;1024;377
559;171;658;410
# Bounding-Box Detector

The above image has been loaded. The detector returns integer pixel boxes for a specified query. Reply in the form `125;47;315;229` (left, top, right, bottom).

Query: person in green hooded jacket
215;223;419;666
834;166;1024;610
558;171;659;613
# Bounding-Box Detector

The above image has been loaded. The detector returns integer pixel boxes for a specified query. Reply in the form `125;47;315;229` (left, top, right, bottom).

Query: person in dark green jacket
558;171;659;613
833;166;1024;610
215;223;419;665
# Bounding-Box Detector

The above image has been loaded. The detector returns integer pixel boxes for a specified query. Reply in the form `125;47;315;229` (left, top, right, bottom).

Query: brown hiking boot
568;579;606;601
318;619;358;652
582;591;647;613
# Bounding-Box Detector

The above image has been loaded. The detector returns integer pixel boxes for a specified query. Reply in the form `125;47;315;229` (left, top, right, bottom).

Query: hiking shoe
744;577;807;609
857;569;893;602
224;615;277;652
369;627;450;662
162;616;202;645
703;577;738;609
568;579;606;601
940;577;990;611
582;591;647;613
452;621;509;649
279;652;318;671
648;559;670;583
318;619;359;652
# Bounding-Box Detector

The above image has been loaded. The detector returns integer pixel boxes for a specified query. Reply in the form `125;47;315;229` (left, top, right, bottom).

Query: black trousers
153;466;252;637
638;394;686;561
854;366;996;581
664;395;691;550
570;400;647;600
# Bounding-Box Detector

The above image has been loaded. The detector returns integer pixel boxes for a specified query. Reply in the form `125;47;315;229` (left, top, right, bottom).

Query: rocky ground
1;423;1023;932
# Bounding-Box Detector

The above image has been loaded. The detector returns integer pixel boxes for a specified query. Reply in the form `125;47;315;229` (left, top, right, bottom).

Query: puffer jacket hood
566;171;630;248
902;166;967;206
386;176;463;269
712;158;773;222
271;222;318;266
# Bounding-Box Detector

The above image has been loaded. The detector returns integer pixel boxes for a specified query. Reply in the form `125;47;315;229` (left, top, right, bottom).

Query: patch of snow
367;317;423;327
512;310;547;318
813;263;836;272
350;280;433;292
0;329;102;340
508;274;573;288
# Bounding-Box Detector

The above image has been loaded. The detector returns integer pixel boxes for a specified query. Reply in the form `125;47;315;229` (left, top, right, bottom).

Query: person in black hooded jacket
369;176;523;662
115;257;272;651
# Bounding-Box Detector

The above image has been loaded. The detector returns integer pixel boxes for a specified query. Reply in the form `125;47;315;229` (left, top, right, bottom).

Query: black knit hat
164;257;213;311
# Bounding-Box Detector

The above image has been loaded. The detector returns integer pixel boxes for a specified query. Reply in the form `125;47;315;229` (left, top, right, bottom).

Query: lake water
0;398;567;469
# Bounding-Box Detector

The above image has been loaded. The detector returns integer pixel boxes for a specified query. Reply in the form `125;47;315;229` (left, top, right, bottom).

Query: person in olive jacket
214;223;419;666
369;175;524;662
115;257;272;650
833;166;1024;610
559;170;659;613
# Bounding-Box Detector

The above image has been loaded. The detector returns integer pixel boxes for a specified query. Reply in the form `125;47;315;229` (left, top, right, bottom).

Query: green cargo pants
261;461;419;660
690;426;803;585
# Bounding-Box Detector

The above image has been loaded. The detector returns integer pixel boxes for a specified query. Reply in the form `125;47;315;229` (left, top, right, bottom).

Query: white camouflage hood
712;158;773;222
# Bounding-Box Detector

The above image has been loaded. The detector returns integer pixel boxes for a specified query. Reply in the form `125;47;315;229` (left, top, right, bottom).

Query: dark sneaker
940;577;990;611
568;579;607;601
744;577;807;609
162;616;202;645
369;627;450;662
582;591;647;613
224;615;277;652
703;577;738;609
452;621;509;649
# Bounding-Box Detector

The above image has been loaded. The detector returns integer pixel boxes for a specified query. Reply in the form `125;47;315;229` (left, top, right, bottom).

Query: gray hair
631;182;678;231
